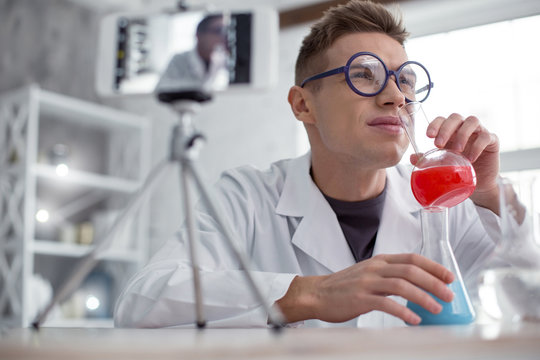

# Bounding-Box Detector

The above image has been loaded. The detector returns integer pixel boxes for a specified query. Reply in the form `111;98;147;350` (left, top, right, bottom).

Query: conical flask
407;207;476;325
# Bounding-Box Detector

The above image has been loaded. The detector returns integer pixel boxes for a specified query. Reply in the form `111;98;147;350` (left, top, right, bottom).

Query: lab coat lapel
276;153;355;273
374;166;423;255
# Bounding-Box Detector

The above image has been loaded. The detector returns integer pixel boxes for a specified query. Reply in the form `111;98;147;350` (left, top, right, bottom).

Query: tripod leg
185;160;285;330
180;162;206;328
32;160;172;329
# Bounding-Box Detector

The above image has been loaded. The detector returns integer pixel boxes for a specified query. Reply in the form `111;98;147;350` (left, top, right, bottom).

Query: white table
1;322;539;360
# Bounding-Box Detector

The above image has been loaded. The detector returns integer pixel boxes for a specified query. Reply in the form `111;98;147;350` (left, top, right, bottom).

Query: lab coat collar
275;153;421;215
275;152;314;217
374;166;423;255
385;165;422;215
276;152;355;272
275;153;423;272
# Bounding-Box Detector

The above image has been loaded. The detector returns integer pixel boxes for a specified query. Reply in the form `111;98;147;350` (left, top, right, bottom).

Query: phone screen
113;12;253;95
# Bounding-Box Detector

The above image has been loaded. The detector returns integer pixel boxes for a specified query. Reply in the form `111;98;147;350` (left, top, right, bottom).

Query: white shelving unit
0;85;151;327
33;163;141;193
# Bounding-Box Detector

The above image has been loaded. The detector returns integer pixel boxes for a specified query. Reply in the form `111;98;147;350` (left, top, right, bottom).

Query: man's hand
422;113;500;213
275;253;454;325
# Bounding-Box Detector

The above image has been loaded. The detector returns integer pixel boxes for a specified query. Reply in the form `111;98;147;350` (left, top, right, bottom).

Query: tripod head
156;89;212;104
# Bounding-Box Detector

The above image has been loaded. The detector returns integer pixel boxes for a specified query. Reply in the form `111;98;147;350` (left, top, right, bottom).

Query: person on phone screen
156;14;228;95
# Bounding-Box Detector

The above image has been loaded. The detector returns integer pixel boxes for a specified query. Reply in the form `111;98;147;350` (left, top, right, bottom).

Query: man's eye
350;70;374;80
399;76;415;89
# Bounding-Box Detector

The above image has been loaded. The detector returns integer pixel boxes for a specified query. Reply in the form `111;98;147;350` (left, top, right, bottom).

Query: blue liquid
406;281;475;325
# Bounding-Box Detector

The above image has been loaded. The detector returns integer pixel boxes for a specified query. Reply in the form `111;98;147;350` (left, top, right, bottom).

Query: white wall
400;0;540;38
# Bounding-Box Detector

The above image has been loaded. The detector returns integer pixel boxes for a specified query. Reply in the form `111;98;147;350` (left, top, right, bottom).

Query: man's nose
376;74;406;107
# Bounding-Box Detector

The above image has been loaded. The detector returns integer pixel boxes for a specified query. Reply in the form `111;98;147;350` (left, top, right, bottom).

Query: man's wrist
470;185;500;215
275;275;320;323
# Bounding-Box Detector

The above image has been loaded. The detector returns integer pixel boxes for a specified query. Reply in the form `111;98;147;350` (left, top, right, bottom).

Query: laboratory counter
1;322;539;360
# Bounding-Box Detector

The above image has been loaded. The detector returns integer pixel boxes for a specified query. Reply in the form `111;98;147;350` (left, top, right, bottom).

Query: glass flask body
406;207;476;325
478;177;540;323
410;149;476;208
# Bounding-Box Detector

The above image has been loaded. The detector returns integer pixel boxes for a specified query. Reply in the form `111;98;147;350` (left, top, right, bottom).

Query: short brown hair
295;0;409;87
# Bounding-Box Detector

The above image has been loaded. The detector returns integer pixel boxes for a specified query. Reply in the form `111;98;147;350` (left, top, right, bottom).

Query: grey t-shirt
324;184;387;262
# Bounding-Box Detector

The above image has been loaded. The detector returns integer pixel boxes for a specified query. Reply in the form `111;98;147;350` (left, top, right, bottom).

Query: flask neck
420;207;458;274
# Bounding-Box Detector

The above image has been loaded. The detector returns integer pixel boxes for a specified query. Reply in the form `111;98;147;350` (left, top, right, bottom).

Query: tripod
32;90;285;330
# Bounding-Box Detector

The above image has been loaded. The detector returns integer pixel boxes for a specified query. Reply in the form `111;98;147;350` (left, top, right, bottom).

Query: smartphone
96;7;278;97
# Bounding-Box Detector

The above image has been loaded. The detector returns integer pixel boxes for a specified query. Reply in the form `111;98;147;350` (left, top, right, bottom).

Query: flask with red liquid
398;102;476;325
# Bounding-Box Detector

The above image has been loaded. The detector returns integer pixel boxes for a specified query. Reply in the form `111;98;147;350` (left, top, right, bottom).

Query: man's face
196;18;226;62
304;32;410;169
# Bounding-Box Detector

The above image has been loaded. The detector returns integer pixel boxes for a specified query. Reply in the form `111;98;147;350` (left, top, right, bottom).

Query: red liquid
411;165;476;208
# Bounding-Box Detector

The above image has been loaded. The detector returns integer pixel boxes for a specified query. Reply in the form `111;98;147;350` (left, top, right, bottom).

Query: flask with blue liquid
406;207;476;325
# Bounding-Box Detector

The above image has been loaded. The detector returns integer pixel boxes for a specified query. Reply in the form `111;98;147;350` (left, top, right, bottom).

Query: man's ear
288;85;316;125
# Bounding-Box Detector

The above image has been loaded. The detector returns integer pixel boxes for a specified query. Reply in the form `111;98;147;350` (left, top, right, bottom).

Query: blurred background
1;0;540;328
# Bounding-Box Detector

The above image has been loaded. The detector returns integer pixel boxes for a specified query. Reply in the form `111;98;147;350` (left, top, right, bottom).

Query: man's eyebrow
400;67;416;77
349;60;379;70
349;64;366;70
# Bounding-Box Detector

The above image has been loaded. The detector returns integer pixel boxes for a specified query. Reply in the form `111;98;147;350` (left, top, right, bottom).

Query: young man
115;0;501;328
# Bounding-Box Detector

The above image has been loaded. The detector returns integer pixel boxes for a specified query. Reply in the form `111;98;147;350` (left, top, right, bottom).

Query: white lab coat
114;153;500;328
155;48;228;94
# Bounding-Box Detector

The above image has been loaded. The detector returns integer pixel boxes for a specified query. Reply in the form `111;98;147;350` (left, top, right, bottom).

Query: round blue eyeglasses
300;52;433;103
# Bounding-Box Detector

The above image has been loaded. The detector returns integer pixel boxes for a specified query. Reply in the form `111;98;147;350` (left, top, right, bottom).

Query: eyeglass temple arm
416;82;434;94
300;67;346;87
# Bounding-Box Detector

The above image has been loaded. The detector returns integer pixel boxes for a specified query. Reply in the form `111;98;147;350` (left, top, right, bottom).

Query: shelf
500;148;540;172
32;240;140;262
33;163;141;193
36;87;149;131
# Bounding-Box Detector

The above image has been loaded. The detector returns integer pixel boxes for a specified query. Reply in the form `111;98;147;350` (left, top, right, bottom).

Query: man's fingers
426;114;498;163
428;114;463;148
426;116;445;138
377;253;454;284
369;277;443;315
366;295;421;325
367;254;454;316
380;264;454;303
452;115;481;152
463;130;498;163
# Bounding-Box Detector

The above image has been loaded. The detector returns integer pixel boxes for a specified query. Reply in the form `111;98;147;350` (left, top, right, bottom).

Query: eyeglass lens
348;55;430;102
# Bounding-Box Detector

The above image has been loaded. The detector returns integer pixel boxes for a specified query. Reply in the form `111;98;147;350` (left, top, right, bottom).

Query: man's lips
367;116;403;133
368;116;401;126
